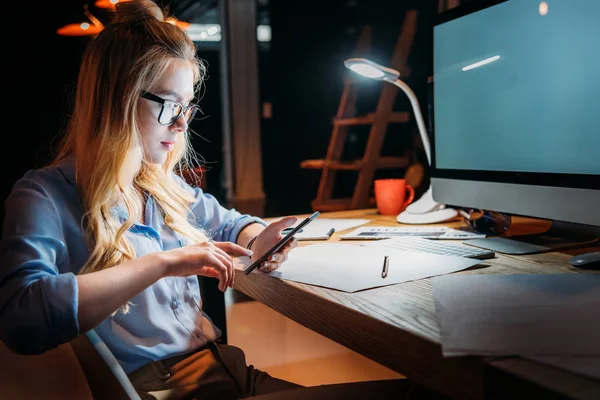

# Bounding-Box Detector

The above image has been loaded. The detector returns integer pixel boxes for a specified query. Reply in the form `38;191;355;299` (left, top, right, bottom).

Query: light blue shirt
0;157;266;373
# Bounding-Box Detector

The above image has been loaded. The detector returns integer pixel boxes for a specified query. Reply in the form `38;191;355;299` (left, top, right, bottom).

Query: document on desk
431;273;600;379
262;243;481;292
339;226;486;240
278;218;370;240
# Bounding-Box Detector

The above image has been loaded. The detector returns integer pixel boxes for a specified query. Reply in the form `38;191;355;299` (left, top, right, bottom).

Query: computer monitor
430;0;600;255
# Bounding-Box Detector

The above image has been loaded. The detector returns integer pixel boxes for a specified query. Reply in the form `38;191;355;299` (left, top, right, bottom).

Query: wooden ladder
300;10;418;212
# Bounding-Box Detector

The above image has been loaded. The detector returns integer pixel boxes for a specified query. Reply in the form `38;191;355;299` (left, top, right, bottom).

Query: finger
267;253;288;271
197;267;220;279
267;252;285;263
277;241;296;259
211;245;237;288
267;259;285;272
213;241;254;257
281;237;298;252
205;253;229;292
262;252;288;271
258;261;275;273
212;251;235;289
266;263;281;272
270;215;298;231
211;245;231;261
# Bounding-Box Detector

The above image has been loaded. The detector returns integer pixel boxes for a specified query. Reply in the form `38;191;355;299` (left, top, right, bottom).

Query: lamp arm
84;4;104;28
385;77;432;165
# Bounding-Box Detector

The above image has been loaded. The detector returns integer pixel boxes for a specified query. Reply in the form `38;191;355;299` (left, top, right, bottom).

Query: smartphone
243;211;320;275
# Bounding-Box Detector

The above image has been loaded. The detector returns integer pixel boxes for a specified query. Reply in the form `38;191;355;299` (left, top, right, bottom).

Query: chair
71;331;197;400
178;165;208;191
70;330;141;400
0;331;139;400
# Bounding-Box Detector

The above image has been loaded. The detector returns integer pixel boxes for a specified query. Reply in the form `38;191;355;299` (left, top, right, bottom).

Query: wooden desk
234;209;600;400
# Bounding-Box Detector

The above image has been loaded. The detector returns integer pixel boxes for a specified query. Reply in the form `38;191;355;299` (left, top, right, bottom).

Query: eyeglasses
140;90;202;126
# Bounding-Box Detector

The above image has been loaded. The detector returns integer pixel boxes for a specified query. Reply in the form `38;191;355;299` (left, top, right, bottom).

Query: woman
0;1;422;399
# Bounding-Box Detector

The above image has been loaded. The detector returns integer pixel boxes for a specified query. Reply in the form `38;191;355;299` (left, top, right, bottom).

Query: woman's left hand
250;216;299;273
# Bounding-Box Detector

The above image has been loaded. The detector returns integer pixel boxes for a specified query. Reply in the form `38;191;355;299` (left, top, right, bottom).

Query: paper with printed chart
238;243;481;292
339;226;486;240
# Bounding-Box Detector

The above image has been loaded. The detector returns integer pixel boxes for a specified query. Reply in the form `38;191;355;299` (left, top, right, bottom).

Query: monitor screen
431;0;600;254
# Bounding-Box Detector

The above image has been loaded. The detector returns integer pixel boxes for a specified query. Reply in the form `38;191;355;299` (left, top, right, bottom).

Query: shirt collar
56;154;77;188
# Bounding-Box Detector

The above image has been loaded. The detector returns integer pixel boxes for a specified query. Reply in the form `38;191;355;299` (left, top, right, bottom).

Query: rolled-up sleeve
174;174;267;243
0;175;79;354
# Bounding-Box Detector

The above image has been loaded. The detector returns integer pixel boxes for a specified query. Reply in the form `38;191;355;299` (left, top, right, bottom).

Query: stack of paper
432;273;600;380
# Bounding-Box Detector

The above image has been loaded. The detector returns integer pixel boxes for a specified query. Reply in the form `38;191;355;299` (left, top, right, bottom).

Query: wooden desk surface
234;209;600;400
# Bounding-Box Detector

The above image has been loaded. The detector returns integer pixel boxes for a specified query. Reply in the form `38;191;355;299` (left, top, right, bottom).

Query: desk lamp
344;58;458;224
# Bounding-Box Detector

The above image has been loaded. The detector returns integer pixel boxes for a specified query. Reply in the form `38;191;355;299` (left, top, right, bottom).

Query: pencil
381;255;389;278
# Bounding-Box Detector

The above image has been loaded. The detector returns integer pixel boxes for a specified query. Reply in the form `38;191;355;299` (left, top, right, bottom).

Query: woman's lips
161;142;175;151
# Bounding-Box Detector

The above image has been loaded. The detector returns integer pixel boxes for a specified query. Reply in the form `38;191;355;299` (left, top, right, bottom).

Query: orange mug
374;179;415;215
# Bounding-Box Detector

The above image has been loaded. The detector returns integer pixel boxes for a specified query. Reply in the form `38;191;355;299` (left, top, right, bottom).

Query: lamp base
397;208;459;224
404;186;441;214
396;186;459;224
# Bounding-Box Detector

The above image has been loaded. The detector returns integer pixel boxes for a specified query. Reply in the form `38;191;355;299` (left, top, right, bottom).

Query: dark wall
187;50;226;200
1;0;225;215
262;0;435;216
3;0;87;217
2;0;436;222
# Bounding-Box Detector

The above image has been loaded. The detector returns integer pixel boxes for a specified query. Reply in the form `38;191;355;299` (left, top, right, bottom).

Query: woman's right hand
161;241;253;292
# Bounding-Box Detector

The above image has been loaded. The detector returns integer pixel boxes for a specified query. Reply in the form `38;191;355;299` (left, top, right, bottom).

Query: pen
381;255;389;279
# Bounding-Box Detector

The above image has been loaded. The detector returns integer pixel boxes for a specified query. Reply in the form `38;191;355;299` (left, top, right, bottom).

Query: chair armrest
70;329;141;400
84;330;141;400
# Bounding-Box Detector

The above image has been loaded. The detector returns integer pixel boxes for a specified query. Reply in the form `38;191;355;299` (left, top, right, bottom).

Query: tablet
243;211;320;275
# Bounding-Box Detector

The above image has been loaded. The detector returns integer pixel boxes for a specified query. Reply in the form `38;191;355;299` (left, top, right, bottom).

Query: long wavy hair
52;0;209;283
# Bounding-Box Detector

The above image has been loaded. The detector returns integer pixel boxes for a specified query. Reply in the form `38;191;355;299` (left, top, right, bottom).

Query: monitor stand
463;220;600;255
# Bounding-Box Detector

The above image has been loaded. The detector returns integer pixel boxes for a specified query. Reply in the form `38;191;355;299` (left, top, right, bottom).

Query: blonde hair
52;0;209;285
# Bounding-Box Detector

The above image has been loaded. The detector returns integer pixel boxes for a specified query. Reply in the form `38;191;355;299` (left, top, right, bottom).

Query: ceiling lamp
56;4;104;36
57;3;191;37
94;0;131;9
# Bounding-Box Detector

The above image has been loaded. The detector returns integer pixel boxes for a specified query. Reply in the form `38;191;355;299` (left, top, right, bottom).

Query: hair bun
111;0;165;24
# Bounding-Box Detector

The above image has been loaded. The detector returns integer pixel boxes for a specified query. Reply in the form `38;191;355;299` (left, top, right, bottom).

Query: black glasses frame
140;90;202;126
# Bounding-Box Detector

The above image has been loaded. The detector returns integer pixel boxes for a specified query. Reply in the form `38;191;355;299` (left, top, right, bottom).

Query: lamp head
344;58;400;81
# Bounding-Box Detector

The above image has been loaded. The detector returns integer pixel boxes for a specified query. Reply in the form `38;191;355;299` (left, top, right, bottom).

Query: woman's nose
170;114;188;131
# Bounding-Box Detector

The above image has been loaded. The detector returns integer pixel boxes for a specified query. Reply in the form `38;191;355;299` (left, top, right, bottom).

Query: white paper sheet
432;274;600;359
279;218;371;240
246;243;482;292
